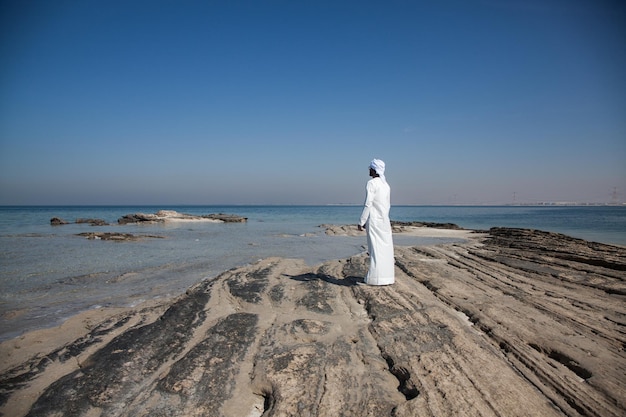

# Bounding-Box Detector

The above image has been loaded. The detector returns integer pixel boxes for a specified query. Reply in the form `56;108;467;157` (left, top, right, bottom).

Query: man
358;159;395;285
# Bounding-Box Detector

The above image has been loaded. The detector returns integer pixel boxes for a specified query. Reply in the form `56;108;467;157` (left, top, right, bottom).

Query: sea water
1;205;624;341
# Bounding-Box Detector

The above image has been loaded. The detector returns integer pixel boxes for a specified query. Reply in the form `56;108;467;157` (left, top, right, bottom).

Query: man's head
369;159;386;180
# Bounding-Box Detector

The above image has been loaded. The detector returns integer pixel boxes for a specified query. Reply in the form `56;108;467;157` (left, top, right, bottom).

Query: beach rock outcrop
117;210;247;224
76;232;164;241
1;228;624;417
391;220;464;230
50;218;108;226
75;218;108;226
51;211;247;226
202;213;248;223
49;217;69;225
117;212;164;224
323;222;467;236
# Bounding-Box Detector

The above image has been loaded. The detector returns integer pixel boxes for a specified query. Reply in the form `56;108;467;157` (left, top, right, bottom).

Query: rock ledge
117;210;247;224
1;228;624;417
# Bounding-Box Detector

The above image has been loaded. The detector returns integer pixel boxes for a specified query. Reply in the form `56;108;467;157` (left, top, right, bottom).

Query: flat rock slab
117;210;247;224
1;228;624;417
76;232;165;241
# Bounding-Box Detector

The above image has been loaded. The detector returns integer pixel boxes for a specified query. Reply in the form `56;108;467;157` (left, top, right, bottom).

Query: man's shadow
287;272;364;287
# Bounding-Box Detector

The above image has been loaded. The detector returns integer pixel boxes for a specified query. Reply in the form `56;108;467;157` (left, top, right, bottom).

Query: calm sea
1;205;624;341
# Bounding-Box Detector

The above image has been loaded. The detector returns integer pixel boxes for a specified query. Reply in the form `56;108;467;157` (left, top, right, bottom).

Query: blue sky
1;0;624;205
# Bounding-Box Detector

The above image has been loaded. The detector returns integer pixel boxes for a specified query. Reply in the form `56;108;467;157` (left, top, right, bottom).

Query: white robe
359;177;395;285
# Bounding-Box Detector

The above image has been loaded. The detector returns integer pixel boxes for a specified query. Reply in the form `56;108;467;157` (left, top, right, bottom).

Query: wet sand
1;226;624;416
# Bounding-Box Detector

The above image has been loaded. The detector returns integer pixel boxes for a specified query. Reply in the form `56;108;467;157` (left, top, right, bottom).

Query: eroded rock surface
50;211;247;226
391;220;465;230
49;217;70;225
76;232;164;241
117;210;247;224
1;228;624;417
75;218;109;226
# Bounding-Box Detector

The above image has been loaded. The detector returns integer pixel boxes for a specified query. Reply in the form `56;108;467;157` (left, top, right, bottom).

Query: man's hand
358;224;364;231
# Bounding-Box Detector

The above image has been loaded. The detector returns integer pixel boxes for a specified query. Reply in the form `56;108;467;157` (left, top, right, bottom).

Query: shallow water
1;205;624;341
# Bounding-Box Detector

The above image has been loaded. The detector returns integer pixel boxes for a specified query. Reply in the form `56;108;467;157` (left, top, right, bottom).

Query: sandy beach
1;225;624;417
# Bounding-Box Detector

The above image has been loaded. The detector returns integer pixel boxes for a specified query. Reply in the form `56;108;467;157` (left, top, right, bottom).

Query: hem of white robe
365;278;395;286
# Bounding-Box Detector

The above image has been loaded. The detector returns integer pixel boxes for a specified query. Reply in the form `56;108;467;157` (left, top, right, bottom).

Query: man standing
358;159;395;285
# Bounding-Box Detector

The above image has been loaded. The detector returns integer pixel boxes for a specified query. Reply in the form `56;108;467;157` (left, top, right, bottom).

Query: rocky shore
51;210;248;226
50;210;248;241
0;227;624;417
117;210;248;224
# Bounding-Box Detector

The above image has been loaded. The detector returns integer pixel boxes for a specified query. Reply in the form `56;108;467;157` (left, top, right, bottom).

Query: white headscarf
369;159;386;183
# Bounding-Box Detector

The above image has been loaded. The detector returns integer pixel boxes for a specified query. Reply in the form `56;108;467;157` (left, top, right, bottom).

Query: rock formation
202;213;248;223
76;232;164;241
51;211;247;226
75;218;109;226
391;220;465;230
50;218;108;226
0;227;624;417
49;217;69;225
117;210;247;224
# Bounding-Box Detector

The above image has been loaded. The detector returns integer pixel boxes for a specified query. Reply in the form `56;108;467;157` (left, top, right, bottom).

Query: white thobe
359;177;395;285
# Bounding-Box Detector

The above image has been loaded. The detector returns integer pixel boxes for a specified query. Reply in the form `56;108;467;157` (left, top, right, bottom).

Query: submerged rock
201;213;248;223
50;218;108;226
75;218;109;226
76;232;164;241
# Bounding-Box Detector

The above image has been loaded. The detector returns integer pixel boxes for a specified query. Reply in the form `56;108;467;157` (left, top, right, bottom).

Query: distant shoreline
1;203;625;208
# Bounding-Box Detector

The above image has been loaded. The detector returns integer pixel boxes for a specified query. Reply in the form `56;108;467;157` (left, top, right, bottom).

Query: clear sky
1;0;624;205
